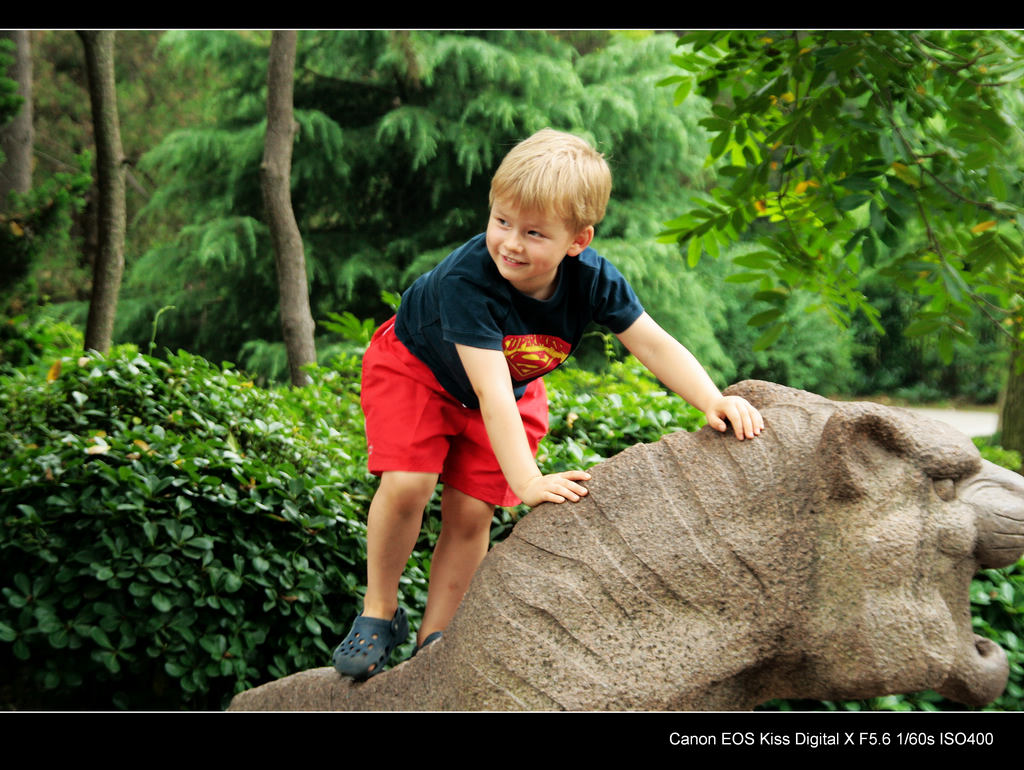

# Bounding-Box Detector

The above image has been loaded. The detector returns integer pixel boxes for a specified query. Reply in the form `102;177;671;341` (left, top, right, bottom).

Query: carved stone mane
230;381;1024;711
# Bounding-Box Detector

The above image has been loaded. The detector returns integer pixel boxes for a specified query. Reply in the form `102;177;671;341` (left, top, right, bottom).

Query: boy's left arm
616;312;764;440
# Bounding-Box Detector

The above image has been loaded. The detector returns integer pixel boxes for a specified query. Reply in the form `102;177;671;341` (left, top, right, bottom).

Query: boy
332;128;764;680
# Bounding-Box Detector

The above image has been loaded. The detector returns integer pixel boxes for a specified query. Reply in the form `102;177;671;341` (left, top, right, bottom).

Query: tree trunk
999;330;1024;466
78;31;126;354
0;30;32;210
260;30;316;386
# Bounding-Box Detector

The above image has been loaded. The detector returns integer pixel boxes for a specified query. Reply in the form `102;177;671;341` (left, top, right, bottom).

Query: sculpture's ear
817;403;917;501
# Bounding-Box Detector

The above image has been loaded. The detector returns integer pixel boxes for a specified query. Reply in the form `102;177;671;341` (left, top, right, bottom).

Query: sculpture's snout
937;459;1024;706
937;635;1009;707
966;460;1024;570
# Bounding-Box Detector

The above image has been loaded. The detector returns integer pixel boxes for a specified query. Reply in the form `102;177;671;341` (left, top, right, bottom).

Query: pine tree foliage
121;31;728;380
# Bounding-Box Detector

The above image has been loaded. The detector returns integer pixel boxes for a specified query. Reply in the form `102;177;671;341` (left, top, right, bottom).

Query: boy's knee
378;471;438;510
441;487;495;535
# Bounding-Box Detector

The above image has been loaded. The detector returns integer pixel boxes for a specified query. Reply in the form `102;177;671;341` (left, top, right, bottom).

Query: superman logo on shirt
502;334;571;381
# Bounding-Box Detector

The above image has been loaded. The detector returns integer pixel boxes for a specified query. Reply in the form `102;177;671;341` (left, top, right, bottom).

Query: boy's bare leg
362;470;438;620
418;485;494;643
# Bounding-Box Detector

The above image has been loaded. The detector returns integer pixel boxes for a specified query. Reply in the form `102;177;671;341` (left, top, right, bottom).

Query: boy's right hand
520;470;591;507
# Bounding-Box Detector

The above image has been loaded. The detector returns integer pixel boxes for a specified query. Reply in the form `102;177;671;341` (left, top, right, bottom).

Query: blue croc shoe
332;607;409;681
411;630;443;658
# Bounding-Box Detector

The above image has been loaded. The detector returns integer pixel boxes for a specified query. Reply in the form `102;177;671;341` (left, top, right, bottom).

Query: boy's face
486;199;594;301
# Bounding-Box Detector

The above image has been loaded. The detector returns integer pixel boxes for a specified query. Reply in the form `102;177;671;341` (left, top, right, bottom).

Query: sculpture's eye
933;477;957;502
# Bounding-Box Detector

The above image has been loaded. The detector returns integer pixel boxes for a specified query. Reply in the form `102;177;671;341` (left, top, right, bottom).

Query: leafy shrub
971;565;1024;711
0;344;376;709
976;437;1022;474
0;314;83;376
540;357;704;470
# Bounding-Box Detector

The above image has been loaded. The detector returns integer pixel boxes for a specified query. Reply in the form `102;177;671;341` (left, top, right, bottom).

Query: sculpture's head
727;381;1024;706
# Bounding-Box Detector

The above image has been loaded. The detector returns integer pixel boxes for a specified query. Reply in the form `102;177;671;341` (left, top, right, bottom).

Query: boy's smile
486;200;593;301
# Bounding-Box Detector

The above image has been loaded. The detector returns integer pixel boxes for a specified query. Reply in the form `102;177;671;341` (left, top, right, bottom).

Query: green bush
0;344;377;709
0;314;84;376
540;357;704;470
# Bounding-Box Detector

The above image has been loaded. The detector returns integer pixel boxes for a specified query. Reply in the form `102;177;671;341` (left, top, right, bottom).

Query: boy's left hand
705;395;764;440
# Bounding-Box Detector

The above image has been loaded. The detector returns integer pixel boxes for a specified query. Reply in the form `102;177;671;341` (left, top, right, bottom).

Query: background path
902;407;998;438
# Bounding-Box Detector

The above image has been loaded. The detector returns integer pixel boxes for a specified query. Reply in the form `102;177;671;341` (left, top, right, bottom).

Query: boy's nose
505;232;523;251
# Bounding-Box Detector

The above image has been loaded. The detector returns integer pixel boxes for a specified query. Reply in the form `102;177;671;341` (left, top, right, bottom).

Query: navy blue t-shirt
393;233;644;409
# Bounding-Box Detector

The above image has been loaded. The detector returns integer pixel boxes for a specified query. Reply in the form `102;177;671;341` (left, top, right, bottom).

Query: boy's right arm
616;312;763;440
456;343;590;507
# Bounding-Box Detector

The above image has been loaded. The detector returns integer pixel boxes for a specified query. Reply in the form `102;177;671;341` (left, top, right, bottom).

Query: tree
1002;329;1024;452
261;30;315;386
78;31;126;354
660;31;1024;448
0;31;32;210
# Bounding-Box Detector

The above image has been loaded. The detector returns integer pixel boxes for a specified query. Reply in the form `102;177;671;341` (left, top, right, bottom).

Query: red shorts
361;318;549;507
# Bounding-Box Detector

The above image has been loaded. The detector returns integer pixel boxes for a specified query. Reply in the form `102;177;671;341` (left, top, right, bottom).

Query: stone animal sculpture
229;380;1024;711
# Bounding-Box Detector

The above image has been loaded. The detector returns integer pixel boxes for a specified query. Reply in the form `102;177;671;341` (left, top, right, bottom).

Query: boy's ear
565;225;594;257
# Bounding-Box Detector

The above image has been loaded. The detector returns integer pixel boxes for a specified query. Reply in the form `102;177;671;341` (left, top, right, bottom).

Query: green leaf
164;661;188;678
748;309;782;327
223;572;244;593
686;235;702;267
988;168;1008;200
940;262;967;304
673;79;693;106
937;330;954;364
98;651;121;674
836;173;880;192
752;289;789;306
733;254;775;270
90;627;114;650
304;614;322;635
904;318;943;336
704;231;720;257
752;322;786;351
710;128;731;160
725;273;764;284
837;193;871;211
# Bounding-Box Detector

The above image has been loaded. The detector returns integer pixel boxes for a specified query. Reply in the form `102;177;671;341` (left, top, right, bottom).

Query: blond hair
489;128;611;234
